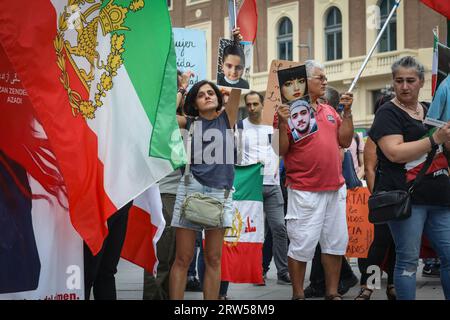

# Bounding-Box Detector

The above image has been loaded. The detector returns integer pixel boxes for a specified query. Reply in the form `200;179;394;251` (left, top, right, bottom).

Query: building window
277;17;293;61
186;0;209;6
325;7;342;61
378;0;397;52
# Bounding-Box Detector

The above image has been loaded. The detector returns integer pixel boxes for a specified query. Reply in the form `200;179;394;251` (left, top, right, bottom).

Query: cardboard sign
262;60;302;126
345;187;374;259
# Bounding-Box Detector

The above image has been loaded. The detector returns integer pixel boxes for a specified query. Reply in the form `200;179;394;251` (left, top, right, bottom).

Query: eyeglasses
310;75;328;82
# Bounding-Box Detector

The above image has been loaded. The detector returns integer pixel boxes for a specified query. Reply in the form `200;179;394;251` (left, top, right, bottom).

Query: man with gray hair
274;60;355;300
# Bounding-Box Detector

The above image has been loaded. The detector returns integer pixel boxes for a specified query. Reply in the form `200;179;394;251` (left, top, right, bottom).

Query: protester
84;201;132;300
348;132;365;180
303;86;358;298
274;60;355;300
238;90;291;285
369;56;450;300
355;93;397;300
196;86;235;300
143;70;192;300
169;80;240;300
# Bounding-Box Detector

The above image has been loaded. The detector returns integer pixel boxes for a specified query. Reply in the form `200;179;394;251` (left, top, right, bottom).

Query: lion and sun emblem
54;0;144;119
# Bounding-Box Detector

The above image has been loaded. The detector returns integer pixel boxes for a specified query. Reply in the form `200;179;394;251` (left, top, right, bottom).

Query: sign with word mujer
173;28;207;90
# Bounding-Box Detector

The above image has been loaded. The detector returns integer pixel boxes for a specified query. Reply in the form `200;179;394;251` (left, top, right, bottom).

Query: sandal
354;287;373;300
325;294;343;300
386;285;396;300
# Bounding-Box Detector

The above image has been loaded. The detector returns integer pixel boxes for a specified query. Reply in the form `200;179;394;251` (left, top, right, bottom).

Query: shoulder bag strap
408;148;437;194
184;119;195;187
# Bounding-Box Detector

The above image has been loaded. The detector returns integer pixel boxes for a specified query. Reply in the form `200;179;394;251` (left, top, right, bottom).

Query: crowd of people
84;29;450;301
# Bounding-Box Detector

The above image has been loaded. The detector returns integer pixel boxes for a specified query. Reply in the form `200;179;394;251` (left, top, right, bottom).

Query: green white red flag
0;0;185;255
221;164;264;284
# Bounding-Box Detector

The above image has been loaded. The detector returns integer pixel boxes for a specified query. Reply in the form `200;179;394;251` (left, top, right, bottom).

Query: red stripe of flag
421;0;450;19
121;205;157;273
221;242;263;284
0;0;116;254
237;0;258;43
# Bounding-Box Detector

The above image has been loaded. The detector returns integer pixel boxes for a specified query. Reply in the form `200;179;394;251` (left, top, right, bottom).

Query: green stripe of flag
114;0;185;167
233;164;264;202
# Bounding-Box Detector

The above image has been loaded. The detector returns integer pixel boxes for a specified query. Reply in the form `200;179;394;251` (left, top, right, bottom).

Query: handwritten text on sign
173;28;207;89
345;187;374;258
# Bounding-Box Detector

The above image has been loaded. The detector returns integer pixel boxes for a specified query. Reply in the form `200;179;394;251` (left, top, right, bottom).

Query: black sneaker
338;274;359;295
185;276;202;292
422;264;440;278
255;272;267;286
277;273;292;285
304;284;325;298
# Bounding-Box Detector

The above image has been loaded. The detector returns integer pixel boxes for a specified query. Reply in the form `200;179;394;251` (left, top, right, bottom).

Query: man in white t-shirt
237;91;290;285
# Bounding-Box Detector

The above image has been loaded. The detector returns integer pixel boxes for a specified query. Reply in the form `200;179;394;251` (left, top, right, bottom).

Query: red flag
421;0;450;18
237;0;258;43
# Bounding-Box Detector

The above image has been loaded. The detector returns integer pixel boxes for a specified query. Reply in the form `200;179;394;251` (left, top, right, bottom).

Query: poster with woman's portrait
287;98;318;143
262;60;303;126
277;65;308;103
217;38;252;90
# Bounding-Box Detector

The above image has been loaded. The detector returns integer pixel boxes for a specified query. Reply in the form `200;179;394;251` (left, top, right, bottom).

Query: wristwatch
178;88;187;96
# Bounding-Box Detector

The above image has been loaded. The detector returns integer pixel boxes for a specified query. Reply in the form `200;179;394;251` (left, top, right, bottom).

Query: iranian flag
0;0;185;255
432;30;439;95
221;164;264;284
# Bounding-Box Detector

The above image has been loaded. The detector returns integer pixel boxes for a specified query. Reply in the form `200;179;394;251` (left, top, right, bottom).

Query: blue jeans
388;205;450;300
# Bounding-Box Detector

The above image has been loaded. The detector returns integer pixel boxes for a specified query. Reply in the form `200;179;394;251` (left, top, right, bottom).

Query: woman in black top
369;56;450;300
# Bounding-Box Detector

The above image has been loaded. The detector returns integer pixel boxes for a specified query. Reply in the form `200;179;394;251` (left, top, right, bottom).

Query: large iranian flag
221;164;264;284
0;0;185;255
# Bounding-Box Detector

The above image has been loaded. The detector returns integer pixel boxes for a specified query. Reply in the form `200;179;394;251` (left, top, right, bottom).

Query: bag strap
184;119;195;187
408;148;437;194
183;118;231;200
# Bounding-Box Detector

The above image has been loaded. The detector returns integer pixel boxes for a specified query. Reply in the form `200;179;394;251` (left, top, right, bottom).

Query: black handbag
342;150;363;189
368;149;436;224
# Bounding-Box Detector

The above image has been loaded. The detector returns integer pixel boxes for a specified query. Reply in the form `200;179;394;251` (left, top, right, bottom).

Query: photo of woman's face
281;78;307;102
290;104;311;133
222;54;244;81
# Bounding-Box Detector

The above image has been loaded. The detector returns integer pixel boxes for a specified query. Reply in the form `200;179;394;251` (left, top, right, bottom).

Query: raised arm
338;92;354;148
273;105;290;157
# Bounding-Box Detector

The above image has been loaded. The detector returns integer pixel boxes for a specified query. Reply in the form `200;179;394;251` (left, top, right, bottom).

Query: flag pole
348;0;401;92
337;0;402;112
233;0;237;30
447;19;450;46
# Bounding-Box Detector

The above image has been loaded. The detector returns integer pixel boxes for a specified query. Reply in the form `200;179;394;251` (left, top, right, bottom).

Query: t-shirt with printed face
369;101;450;206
